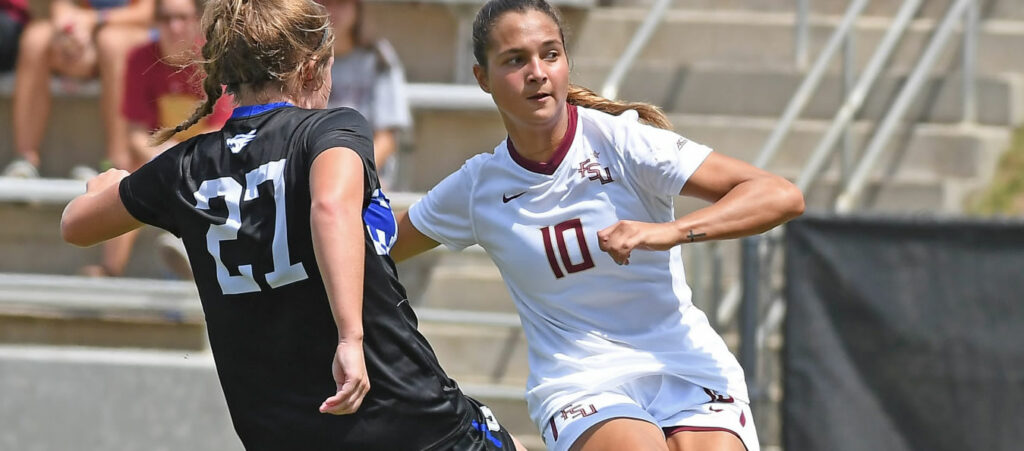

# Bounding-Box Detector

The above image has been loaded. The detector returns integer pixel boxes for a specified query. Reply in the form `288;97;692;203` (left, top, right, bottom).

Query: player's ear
473;64;490;94
301;57;330;91
303;59;320;83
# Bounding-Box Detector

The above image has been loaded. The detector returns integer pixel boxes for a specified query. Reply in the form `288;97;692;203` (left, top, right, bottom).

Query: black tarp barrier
783;215;1024;451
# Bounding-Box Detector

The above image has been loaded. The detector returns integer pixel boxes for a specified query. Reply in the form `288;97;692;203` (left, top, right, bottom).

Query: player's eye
544;50;559;61
506;56;523;66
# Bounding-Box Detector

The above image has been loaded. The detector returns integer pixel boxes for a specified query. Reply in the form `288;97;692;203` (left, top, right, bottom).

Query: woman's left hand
597;220;681;266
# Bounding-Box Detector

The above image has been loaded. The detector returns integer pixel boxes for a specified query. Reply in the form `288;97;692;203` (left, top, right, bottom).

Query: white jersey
408;105;749;428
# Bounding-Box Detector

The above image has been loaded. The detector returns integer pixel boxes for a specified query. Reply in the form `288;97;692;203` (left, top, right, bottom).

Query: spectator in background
81;0;232;279
3;0;154;178
320;0;411;189
0;0;28;72
121;0;231;168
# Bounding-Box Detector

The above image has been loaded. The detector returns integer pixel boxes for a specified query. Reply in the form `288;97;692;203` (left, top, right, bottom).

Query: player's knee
94;27;121;58
19;21;55;57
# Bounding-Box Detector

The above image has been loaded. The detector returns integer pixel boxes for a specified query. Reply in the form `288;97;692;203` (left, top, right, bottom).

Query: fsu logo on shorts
547;403;598;442
576;158;614;185
703;388;735;404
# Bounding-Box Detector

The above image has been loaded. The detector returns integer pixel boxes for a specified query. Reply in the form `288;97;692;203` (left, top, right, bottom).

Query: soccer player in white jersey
392;0;805;450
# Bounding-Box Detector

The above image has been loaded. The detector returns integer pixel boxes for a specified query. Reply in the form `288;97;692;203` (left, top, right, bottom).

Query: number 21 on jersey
540;218;595;279
193;159;308;295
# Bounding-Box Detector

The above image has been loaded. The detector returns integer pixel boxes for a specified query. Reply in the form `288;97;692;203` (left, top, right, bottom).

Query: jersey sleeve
407;160;479;251
620;118;712;197
305;108;377;197
118;145;182;236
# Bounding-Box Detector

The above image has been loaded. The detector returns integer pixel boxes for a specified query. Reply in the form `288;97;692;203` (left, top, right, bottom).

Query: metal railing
732;0;983;404
836;0;978;212
600;0;673;100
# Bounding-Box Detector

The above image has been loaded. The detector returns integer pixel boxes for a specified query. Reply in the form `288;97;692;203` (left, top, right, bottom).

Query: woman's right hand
85;168;131;195
319;341;370;415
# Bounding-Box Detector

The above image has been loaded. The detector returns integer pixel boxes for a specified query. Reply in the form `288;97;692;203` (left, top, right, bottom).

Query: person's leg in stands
10;21;58;171
80;229;139;277
9;19;99;175
95;25;151;170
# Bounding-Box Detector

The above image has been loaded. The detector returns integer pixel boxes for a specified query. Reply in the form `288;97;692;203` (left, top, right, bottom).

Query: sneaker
157;232;193;280
69;165;99;181
78;264;111;278
2;159;39;178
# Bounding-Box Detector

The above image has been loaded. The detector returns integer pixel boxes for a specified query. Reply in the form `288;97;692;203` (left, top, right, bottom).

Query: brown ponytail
567;84;672;130
151;0;334;146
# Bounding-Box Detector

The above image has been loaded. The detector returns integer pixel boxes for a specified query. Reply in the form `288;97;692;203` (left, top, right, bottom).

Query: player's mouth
527;92;552;102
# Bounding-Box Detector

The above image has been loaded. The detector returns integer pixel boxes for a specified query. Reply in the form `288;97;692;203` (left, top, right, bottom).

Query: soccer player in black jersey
60;0;527;449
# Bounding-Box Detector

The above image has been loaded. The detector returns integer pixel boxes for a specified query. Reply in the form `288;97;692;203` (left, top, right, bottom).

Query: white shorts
538;374;759;451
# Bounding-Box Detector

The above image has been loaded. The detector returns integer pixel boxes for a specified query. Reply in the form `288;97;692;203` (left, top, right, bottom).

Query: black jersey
119;105;471;450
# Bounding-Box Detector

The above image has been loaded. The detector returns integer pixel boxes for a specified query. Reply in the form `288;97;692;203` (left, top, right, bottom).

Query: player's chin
519;102;560;124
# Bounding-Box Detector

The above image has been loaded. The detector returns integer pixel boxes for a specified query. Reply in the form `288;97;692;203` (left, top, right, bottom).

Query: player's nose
525;57;548;83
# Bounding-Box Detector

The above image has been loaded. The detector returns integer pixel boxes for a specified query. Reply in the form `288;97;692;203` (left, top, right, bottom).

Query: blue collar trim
231;102;294;119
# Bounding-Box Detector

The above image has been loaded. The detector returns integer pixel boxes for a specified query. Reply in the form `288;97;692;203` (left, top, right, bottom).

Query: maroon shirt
1;0;29;24
122;40;233;137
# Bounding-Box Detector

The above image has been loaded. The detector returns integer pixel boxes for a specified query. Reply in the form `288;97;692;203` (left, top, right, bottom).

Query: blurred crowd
0;0;411;277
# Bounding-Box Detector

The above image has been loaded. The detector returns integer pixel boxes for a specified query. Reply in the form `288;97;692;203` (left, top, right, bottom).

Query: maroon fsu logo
577;158;614;185
548;403;599;442
704;387;735;403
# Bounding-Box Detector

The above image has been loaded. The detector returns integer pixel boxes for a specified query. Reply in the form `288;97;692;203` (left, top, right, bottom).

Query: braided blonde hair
152;0;334;145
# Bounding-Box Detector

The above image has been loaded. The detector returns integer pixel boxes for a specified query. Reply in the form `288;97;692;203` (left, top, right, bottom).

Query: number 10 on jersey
540;218;595;279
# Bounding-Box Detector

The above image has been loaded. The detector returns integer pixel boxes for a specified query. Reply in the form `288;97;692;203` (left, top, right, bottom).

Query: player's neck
236;92;294;106
503;107;568;163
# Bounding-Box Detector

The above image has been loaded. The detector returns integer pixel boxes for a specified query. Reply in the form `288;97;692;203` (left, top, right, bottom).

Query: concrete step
668;114;1010;181
411;250;518;313
0;345;243;451
401;108;507;191
0;200;176;278
571;62;1023;126
420;322;530;387
0;344;539;450
362;0;593;84
0;83;109;179
573;8;1024;76
803;173;978;213
0;273;207;350
609;0;1024;21
0;272;530;384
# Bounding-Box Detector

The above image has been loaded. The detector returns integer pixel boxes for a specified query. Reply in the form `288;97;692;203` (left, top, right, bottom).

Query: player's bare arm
599;152;804;265
310;147;371;415
391;210;441;263
61;169;144;247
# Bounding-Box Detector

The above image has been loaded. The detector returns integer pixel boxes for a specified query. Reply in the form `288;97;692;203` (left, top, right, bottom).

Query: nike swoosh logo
709;407;724;412
502;192;527;203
